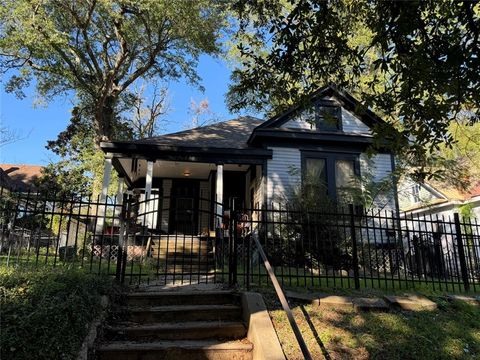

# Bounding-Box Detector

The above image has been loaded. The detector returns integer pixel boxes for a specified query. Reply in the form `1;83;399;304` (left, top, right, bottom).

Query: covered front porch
99;140;272;236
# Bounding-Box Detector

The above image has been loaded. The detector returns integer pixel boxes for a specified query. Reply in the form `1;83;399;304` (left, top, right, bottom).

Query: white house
399;180;480;221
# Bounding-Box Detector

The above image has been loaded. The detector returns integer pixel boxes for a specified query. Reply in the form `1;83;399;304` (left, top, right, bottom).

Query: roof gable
253;84;385;132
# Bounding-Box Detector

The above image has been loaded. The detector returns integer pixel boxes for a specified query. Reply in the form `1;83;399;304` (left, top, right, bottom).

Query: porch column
96;156;113;234
215;164;223;228
144;160;154;228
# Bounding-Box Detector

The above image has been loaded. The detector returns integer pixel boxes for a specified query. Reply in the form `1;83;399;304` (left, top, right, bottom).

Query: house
399;179;480;220
99;85;399;236
0;164;43;192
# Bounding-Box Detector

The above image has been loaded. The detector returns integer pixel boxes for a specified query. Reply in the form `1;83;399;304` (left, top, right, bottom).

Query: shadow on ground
263;293;480;360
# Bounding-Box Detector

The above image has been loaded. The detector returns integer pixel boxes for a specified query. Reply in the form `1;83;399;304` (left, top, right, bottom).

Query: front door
224;171;246;210
169;179;199;235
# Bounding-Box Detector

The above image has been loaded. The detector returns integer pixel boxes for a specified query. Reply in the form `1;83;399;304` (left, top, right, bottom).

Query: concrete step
153;235;213;247
157;252;214;259
96;339;253;360
118;304;242;323
153;247;212;255
165;265;215;274
161;257;214;265
126;290;240;307
164;263;214;268
105;321;246;341
164;271;216;277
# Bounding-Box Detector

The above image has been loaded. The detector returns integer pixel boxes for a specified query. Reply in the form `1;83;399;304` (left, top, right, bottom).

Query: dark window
315;102;341;131
303;152;360;200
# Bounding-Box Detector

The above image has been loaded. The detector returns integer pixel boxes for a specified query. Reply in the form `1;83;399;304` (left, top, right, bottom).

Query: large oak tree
0;0;226;146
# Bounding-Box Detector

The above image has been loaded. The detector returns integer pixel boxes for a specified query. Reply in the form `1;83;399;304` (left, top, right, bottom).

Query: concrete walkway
286;290;480;312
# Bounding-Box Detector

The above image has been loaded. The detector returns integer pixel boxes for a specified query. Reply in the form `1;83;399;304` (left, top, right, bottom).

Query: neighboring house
399;179;480;220
0;164;43;192
99;85;398;235
0;168;15;192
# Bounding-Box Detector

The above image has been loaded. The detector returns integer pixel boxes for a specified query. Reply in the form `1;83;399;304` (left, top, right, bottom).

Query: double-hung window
302;152;360;200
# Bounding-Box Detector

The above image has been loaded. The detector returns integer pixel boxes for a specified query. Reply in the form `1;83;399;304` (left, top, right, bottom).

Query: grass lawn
263;292;480;360
0;266;119;360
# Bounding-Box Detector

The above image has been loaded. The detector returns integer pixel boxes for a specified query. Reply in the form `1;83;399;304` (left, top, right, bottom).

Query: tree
184;98;221;129
0;0;227;146
0;126;25;147
128;82;170;139
228;0;480;185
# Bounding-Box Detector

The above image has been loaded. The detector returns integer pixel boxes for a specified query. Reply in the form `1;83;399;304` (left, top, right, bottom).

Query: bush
0;266;117;360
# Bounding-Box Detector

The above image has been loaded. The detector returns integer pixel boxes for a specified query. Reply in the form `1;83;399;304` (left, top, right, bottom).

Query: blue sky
0;55;251;165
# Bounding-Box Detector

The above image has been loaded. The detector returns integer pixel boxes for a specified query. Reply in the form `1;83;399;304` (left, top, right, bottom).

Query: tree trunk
94;94;117;148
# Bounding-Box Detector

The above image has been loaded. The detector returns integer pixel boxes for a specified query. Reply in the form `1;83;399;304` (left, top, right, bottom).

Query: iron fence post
228;205;234;287
349;204;360;289
246;230;251;291
116;193;128;282
454;213;470;291
232;211;238;286
229;198;238;287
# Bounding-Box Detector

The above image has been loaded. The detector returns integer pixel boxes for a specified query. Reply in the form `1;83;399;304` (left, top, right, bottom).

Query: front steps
96;289;253;360
151;236;215;276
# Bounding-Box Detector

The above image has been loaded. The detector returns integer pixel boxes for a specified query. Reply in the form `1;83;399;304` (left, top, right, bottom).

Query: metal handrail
250;232;313;360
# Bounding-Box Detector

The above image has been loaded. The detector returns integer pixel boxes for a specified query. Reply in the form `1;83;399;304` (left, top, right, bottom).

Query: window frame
314;100;342;131
301;151;361;199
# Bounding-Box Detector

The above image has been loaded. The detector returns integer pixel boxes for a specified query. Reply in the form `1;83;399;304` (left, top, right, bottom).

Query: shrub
0;266;117;360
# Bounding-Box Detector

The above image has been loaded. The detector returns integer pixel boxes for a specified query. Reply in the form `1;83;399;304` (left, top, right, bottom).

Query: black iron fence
1;186;479;293
0;187;228;285
232;204;480;293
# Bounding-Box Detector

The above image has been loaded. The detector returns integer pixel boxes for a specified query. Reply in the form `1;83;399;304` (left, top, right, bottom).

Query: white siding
398;179;443;211
473;204;480;220
342;108;371;133
283;108;315;130
266;147;301;203
282;104;371;135
360;153;397;213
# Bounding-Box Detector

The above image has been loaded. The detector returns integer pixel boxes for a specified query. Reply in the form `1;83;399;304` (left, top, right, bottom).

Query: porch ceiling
117;159;249;184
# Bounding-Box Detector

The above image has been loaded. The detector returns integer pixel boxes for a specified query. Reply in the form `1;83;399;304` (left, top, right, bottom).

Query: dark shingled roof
135;116;264;149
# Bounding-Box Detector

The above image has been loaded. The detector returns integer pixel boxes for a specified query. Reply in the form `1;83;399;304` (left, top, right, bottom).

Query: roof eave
100;141;273;163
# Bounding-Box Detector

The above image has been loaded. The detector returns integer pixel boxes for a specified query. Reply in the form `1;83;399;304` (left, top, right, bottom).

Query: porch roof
100;116;273;164
101;116;264;154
